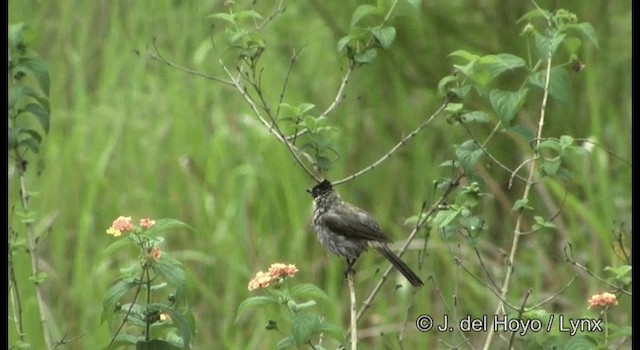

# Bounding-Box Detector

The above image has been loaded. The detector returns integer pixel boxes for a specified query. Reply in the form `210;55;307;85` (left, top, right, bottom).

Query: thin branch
453;256;518;311
106;269;146;350
148;39;234;86
507;289;532;349
461;124;529;185
335;102;448;186
563;244;632;296
527;274;576;309
219;59;321;181
481;53;553;350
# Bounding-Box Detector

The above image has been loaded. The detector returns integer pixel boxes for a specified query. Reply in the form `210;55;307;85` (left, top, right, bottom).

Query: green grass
9;0;631;349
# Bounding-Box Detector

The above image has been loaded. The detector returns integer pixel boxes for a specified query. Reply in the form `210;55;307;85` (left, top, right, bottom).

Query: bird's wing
321;205;391;242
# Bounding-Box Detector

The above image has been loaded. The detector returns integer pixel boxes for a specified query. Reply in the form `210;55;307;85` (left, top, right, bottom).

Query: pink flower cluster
587;292;618;309
247;263;299;291
106;216;156;237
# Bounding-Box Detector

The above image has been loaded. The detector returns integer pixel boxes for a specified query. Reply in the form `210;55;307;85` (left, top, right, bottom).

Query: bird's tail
376;245;423;287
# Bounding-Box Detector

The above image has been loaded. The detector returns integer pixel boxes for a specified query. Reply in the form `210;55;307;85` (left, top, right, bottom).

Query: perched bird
308;179;423;287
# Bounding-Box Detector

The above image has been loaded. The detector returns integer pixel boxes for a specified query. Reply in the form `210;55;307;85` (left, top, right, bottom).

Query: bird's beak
305;188;312;194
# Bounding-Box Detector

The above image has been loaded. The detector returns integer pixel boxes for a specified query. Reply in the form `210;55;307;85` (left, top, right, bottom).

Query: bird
307;179;423;287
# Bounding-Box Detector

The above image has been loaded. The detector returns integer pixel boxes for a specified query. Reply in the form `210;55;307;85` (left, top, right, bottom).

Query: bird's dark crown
307;179;334;198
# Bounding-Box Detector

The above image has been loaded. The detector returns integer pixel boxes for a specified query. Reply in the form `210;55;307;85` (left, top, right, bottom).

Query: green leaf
371;26;396;49
485;53;526;79
25;102;50;134
236;10;264;21
431;207;461;228
563;37;582;55
18;135;41;153
558;135;574;149
298;103;315;115
563;22;599;49
290;283;330;302
336;35;352;53
563;336;598;350
146;218;193;234
455;140;483;174
154;257;186;302
532;216;556;231
292;313;320;344
275;336;295;350
354;48;377;64
136;339;182;350
448;50;480;63
157;306;194;348
461;111;489;123
541;156;561;176
517;8;552;23
351;4;381;27
437;75;458;97
206;12;236;25
18;58;50;95
29;271;48;283
528;67;570;104
508;124;534;141
102;278;140;324
489;88;528;126
235;296;279;322
512;198;531;212
318;321;346;342
534;31;565;57
444;103;463;114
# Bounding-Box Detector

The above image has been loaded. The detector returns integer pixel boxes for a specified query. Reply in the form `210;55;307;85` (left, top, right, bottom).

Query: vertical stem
13;151;54;349
482;53;552;350
347;271;357;350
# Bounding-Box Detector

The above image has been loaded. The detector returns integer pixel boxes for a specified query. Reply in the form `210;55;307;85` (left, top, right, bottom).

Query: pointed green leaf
371;26;396;49
563;22;599;49
354;48;377;64
489;88;528;126
206;12;236;25
235;296;280;322
292;314;320;344
455;140;483;176
25;102;50;134
461;111;489;123
101;278;140;324
535;32;565;57
18;58;50;95
485;53;526;79
351;5;381;27
276;336;295;350
448;50;480;63
290;283;330;301
529;67;570;104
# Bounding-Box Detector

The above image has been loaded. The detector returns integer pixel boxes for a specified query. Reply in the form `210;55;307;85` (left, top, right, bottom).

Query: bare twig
563;244;632;296
528;274;576;309
335;102;448;186
148;39;234;86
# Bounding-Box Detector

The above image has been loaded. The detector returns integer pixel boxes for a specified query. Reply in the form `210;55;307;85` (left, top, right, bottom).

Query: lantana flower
587;292;618;309
248;263;298;291
106;216;134;237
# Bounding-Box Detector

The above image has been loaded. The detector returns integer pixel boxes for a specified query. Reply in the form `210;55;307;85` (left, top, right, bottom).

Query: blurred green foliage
8;0;630;348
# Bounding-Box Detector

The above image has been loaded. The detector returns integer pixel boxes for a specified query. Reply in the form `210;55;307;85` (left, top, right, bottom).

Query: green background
9;0;631;348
